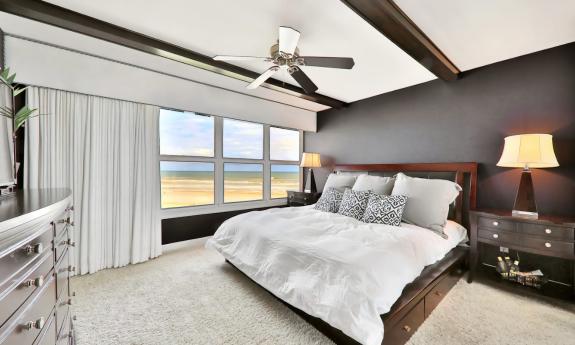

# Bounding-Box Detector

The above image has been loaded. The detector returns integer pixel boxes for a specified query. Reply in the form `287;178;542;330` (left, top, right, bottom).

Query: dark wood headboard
334;162;478;228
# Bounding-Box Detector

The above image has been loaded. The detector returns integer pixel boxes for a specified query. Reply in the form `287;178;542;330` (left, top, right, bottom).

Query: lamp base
303;169;317;193
512;168;538;219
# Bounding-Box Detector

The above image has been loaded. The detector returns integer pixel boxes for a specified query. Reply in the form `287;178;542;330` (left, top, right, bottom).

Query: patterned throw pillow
337;189;372;220
314;188;344;213
362;194;408;226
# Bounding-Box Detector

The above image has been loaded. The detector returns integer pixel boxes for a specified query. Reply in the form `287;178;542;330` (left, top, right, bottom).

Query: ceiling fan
213;26;355;94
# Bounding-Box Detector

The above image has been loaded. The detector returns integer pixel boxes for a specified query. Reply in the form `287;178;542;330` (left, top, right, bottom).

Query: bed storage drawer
424;272;460;317
0;252;53;326
384;300;424;345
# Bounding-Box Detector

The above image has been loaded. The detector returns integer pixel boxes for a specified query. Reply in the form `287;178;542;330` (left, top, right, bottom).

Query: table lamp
497;134;559;219
300;152;321;193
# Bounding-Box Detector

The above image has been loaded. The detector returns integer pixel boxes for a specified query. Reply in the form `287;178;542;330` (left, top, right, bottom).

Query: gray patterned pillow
337;189;372;220
314;188;343;213
362;194;408;226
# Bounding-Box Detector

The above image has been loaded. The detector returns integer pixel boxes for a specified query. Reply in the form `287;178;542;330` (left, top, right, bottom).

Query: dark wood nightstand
469;209;575;295
287;191;321;206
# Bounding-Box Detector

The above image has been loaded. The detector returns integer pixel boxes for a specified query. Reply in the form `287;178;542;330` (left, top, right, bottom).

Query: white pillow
391;173;462;237
352;175;395;195
323;173;357;192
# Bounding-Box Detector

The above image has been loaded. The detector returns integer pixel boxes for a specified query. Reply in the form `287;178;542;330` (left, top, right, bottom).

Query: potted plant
0;67;37;196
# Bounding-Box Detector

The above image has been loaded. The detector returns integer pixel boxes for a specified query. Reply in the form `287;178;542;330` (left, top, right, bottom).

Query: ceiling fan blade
279;26;300;55
213;55;270;62
299;56;355;69
247;67;279;89
289;67;318;94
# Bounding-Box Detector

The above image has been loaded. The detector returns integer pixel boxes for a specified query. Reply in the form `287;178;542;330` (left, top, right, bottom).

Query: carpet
72;239;575;345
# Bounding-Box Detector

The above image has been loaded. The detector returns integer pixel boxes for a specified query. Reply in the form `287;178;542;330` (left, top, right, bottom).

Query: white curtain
25;86;162;274
0;84;14;186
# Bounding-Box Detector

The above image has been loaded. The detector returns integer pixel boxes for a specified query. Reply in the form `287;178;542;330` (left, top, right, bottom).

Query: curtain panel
25;86;161;274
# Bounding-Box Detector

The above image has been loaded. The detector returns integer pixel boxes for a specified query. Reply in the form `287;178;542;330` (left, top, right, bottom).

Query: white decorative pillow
391;173;462;237
314;188;343;213
323;173;357;192
352;175;395;195
362;194;408;226
337;189;372;220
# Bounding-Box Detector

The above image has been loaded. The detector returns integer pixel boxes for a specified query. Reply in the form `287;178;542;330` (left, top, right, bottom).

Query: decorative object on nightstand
468;209;575;295
497;133;559;219
287;190;321;207
300;152;321;193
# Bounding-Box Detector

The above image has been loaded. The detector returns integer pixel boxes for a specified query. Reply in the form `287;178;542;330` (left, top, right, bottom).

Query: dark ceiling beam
0;0;345;109
340;0;460;81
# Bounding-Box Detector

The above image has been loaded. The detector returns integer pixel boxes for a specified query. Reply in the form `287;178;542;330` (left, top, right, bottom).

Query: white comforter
206;206;467;345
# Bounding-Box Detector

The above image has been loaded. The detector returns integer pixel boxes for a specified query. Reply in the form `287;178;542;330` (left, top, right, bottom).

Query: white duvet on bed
206;205;467;345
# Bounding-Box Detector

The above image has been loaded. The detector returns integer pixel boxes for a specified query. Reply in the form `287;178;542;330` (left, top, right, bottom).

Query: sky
159;109;300;171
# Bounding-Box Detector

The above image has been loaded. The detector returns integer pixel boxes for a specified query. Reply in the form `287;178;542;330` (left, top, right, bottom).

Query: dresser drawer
521;237;574;258
0;277;56;345
424;272;460;318
55;250;71;301
53;211;71;241
54;229;70;263
0;251;53;327
32;314;56;345
384;299;424;345
0;226;53;290
56;310;71;345
478;229;519;245
518;223;574;241
478;217;515;232
55;295;70;337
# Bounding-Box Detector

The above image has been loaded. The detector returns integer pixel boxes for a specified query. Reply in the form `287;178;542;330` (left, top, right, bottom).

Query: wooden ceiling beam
0;0;346;109
341;0;460;81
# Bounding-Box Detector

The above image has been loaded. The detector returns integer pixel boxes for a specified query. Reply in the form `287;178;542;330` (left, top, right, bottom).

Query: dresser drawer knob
68;298;73;306
67;239;76;247
434;291;443;297
545;228;552;234
24;243;43;255
493;234;499;239
68;265;76;273
24;276;44;288
492;221;499;226
25;317;45;330
545;242;552;248
403;325;412;333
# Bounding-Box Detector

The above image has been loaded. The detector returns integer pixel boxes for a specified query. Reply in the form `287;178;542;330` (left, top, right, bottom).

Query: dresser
469;209;575;295
0;189;75;345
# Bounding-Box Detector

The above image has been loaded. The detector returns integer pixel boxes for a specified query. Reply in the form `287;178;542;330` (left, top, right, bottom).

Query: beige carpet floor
72;239;575;345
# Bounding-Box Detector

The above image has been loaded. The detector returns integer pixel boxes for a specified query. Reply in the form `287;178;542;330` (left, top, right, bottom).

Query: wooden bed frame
227;162;478;345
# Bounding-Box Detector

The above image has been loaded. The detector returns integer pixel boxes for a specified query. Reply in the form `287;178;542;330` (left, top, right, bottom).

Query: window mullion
215;116;224;206
264;124;271;201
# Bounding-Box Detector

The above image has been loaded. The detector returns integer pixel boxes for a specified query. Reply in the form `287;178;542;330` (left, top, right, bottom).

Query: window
160;161;214;208
223;119;263;159
270;127;300;161
224;163;263;203
271;165;299;199
160;109;214;157
159;108;302;210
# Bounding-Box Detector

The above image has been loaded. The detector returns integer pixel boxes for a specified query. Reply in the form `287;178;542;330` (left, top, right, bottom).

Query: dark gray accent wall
305;43;575;217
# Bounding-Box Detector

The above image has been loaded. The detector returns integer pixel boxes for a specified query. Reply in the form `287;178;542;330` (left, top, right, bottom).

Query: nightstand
287;191;321;207
469;209;575;295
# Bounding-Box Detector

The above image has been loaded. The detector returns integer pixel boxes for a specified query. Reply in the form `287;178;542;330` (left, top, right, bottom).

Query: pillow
314;188;344;213
337;189;372;220
362;194;408;226
323;173;357;192
391;173;462;237
352;175;395;195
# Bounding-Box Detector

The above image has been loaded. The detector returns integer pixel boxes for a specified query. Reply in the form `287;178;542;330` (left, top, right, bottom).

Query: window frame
160;112;303;219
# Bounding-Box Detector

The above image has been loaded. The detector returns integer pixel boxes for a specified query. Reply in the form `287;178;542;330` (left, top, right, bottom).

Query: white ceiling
396;0;575;71
44;0;436;104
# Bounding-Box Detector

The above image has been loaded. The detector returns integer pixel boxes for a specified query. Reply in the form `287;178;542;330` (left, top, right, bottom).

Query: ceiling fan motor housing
270;43;302;68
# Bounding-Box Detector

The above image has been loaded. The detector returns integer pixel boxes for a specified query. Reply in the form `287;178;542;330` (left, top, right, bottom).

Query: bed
207;162;478;345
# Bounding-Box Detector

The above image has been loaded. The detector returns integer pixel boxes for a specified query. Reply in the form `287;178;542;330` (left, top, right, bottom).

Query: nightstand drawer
478;229;518;245
478;217;515;232
518;223;574;241
521;237;574;258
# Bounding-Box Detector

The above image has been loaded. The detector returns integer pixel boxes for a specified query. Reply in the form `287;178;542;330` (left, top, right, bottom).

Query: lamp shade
300;152;321;168
497;134;559;168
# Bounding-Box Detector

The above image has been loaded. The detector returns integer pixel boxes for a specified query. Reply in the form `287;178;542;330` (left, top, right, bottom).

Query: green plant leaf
6;73;16;85
13;86;28;96
0;106;13;118
0;67;10;80
14;106;37;130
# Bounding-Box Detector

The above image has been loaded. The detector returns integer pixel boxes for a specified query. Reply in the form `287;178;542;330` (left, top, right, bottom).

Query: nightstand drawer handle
545;228;552;234
492;234;499;239
545;242;551;248
492;221;499;226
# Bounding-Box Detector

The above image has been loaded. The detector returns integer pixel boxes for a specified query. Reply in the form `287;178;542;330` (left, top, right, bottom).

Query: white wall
0;13;318;131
